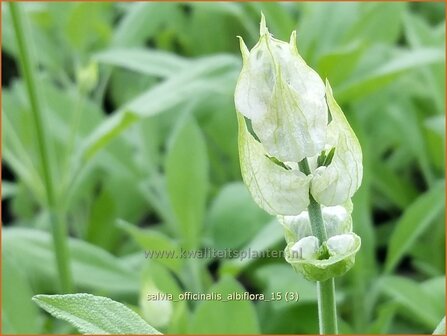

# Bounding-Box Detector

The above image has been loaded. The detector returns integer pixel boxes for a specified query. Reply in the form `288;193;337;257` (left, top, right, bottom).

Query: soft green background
2;2;445;334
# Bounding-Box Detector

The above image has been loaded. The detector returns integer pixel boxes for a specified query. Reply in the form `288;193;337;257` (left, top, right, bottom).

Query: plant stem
317;279;338;334
10;2;73;293
299;158;338;334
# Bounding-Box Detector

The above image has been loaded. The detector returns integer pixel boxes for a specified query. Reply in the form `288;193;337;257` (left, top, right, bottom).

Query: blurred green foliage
2;2;445;334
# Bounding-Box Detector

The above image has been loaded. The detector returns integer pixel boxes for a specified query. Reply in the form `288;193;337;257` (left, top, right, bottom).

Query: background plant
2;2;445;334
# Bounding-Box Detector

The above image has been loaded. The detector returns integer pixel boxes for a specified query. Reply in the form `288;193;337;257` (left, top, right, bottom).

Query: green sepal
284;232;361;282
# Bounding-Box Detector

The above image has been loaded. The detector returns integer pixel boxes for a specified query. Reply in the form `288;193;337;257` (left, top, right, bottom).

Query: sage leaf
33;294;161;335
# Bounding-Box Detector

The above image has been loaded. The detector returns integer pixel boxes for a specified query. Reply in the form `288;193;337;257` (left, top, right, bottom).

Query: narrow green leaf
79;55;238;161
317;42;364;85
368;302;398;334
33;294;161;334
344;2;406;45
208;182;271;250
138;177;178;234
85;189;118;250
2;109;45;199
94;49;190;78
385;180;444;272
388;103;436;185
380;276;443;329
81;109;139;160
166;116;208;249
64;3;112;52
371;160;418;208
296;2;359;62
337;48;445;102
2;253;40;334
422;277;445;315
112;2;177;47
245;2;295;40
190;2;257;41
117;219;182;272
220;219;283;276
3;228;138;293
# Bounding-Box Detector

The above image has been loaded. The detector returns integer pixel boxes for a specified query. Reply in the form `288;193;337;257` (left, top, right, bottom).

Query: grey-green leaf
117;219;183;273
3;228;138;293
166;116;209;249
220;219;283;276
79;55;238;161
336;48;445;102
32;294;161;335
385;180;445;272
2;254;40;334
94;49;190;78
380;276;443;329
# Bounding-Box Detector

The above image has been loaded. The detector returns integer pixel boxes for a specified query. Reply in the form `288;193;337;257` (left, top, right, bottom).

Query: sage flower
279;204;361;281
235;15;362;216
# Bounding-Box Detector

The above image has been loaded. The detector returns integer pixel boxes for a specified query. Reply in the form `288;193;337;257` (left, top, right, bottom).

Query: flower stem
317;279;338;334
10;2;73;293
299;158;338;334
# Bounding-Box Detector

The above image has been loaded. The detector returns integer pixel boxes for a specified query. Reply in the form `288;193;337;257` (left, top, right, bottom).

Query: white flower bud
140;282;173;328
235;14;327;163
291;236;320;260
236;16;362;218
327;234;356;256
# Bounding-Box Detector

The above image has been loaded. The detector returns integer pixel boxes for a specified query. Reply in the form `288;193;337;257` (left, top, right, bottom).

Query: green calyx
285;232;361;282
279;203;361;281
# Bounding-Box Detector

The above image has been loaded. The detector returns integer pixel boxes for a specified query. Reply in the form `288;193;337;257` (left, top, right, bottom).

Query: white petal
279;204;352;242
278;212;312;243
291;236;320;260
311;81;363;206
251;68;327;162
326;234;356;256
234;35;275;121
237;113;311;215
322;205;352;237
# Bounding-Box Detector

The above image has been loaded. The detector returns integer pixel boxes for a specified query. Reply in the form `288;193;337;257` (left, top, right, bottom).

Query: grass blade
79;55;238;161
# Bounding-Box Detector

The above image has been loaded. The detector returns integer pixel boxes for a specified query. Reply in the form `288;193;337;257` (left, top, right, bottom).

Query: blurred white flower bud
77;61;98;93
140;282;172;328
